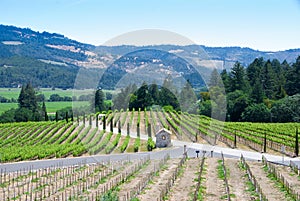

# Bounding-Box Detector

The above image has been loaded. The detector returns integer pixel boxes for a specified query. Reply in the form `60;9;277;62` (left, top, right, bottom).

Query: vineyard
1;109;300;200
1;152;300;201
0;109;300;163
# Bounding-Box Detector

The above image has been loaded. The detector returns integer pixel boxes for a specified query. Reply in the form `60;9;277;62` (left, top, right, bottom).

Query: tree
129;82;152;110
42;101;48;121
241;103;271;122
247;57;264;86
220;69;231;93
148;83;160;105
230;62;249;92
250;78;264;103
285;56;300;96
162;74;177;96
227;90;249;121
261;60;277;99
15;83;44;122
159;86;180;111
94;88;106;112
18;83;38;112
209;68;223;88
113;84;137;110
179;80;197;112
270;94;300;122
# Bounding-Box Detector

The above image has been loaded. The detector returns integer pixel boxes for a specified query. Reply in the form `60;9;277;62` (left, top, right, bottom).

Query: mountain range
0;24;299;89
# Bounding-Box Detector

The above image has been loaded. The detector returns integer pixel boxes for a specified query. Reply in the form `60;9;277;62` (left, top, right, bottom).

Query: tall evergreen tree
285;56;300;96
247;57;264;86
94;88;106;112
162;74;177;95
179;80;197;112
42;101;48;121
220;69;231;93
16;83;42;122
230;62;249;92
148;82;159;105
209;68;223;88
261;60;277;99
18;83;38;112
250;78;264;103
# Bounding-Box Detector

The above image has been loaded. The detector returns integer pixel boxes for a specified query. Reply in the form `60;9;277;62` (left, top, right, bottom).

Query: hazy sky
1;0;300;51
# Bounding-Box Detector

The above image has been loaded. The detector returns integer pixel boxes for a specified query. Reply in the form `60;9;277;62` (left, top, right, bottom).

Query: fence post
96;114;98;127
234;132;237;148
103;115;106;130
127;122;130;136
110;117;113;132
148;123;152;138
295;127;299;157
118;120;121;133
137;122;140;137
263;132;267;153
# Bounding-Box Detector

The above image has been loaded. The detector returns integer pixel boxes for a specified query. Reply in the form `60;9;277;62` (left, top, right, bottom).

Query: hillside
1;110;300;200
1;24;300;89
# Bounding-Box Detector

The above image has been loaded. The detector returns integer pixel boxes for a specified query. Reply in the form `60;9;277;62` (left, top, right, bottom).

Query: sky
0;0;300;51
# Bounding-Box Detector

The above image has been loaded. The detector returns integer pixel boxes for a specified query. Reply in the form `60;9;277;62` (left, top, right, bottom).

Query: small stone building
155;128;172;148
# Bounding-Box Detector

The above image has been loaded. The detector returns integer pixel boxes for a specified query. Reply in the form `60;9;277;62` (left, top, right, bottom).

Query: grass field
0;87;115;114
0;88;95;100
0;101;89;114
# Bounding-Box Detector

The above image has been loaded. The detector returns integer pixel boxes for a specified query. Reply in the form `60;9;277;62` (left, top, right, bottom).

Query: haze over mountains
0;24;299;89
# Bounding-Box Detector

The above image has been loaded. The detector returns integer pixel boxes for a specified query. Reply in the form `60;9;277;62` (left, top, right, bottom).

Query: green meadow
0;88;96;114
0;101;90;114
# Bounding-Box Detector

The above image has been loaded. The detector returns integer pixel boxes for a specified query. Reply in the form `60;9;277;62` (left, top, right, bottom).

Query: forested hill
0;24;300;89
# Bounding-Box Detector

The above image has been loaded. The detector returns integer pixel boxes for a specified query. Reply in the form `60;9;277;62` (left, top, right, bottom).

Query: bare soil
225;158;253;201
203;158;226;201
166;158;200;201
248;162;289;201
137;159;181;201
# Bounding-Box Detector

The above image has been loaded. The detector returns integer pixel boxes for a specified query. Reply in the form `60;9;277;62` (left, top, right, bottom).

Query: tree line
201;56;300;122
0;83;48;123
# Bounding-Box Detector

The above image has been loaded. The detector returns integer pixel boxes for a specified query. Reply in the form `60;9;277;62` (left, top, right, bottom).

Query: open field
0;88;116;100
0;101;89;114
0;88;95;100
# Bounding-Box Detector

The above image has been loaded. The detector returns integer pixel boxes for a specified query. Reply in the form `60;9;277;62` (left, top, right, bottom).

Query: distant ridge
0;24;299;88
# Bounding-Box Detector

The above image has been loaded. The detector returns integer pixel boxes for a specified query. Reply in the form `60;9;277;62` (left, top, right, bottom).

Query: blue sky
0;0;300;51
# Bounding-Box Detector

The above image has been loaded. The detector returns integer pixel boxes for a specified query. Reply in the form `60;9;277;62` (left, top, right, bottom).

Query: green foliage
94;89;106;112
99;190;118;201
241;103;271;122
120;136;130;152
179;80;197;112
270;94;300;122
133;137;140;152
147;137;156;151
285;56;300;96
1;83;47;122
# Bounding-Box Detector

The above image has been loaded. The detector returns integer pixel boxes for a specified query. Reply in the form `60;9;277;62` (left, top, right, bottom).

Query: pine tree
42;101;48;121
94;88;106;112
285;56;300;95
179;80;197;112
250;78;264;103
230;62;249;92
18;83;38;112
261;60;277;99
148;82;159;105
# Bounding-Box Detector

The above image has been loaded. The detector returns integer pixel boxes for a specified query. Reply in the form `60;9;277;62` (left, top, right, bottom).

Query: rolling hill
0;24;299;89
